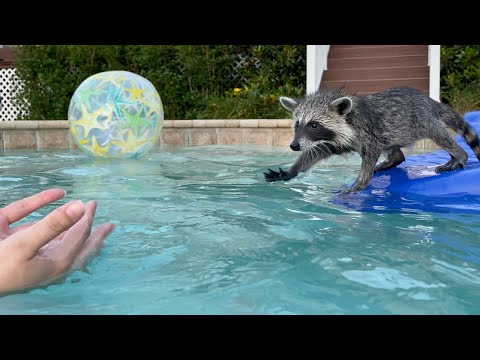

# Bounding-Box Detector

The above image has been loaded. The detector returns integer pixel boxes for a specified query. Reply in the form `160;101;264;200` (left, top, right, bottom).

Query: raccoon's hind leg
374;146;405;173
428;126;468;173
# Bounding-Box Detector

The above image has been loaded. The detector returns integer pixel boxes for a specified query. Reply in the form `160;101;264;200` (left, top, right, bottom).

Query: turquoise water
1;146;480;314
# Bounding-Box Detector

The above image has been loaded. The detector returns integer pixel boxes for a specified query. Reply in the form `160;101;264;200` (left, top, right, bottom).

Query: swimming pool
1;146;480;314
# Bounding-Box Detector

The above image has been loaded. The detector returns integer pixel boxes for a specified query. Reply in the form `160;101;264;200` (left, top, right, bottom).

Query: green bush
444;81;480;115
440;45;480;113
12;45;306;120
13;45;480;120
197;86;290;119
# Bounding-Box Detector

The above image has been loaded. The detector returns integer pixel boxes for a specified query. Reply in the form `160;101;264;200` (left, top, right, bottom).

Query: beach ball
68;71;164;158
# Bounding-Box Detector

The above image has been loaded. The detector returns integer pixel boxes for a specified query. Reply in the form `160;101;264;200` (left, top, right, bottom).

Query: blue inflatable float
334;111;480;214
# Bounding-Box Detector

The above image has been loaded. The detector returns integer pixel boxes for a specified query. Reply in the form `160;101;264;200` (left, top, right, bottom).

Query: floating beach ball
68;71;164;158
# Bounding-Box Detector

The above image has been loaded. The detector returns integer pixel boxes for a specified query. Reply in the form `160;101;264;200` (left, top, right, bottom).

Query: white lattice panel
229;53;261;83
0;68;27;121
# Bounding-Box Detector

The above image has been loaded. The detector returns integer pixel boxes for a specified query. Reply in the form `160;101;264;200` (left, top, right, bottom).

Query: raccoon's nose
290;142;300;151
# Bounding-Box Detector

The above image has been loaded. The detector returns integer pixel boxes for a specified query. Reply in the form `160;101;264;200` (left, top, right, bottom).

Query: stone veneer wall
0;120;438;150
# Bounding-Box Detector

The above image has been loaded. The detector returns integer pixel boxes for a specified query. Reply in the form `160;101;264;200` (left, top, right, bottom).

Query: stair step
321;78;429;93
357;90;430;97
328;45;428;59
322;66;429;81
328;55;428;69
0;48;15;69
332;45;401;49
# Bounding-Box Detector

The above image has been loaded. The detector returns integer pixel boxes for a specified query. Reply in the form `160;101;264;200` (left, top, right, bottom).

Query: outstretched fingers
71;222;115;271
42;201;98;263
4;200;86;260
0;189;66;225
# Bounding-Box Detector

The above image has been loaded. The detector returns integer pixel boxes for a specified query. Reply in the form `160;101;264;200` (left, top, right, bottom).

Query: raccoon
264;86;480;192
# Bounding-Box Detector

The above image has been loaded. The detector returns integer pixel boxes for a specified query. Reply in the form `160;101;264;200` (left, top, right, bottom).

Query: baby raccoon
264;87;480;192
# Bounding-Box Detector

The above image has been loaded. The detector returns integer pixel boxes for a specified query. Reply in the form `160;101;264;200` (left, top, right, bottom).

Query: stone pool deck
0;120;440;150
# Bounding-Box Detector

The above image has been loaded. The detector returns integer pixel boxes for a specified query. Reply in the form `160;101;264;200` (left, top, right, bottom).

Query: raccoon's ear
279;97;298;112
329;97;353;115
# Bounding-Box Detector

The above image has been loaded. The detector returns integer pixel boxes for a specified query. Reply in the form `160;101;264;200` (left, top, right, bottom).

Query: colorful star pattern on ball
125;84;145;101
68;71;164;159
119;105;156;137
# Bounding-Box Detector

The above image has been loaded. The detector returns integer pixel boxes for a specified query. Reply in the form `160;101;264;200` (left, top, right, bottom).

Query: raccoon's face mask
289;119;337;151
279;95;354;151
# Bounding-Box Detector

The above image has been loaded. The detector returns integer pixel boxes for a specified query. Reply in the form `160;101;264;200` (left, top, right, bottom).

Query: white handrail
306;45;330;94
428;45;441;102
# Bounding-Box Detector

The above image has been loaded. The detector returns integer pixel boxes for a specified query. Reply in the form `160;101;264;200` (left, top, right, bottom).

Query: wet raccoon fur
264;86;480;192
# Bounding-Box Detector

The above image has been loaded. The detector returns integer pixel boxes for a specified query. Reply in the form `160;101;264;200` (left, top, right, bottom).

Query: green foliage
440;45;480;113
13;45;480;120
197;86;290;119
444;81;480;115
12;45;306;120
198;45;306;119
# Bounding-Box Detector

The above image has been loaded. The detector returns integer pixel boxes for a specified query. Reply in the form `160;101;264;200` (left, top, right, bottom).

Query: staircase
319;45;429;96
0;47;15;69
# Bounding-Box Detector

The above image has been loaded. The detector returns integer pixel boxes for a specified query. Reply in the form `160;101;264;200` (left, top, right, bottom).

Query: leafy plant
440;45;480;112
197;85;290;119
12;45;306;120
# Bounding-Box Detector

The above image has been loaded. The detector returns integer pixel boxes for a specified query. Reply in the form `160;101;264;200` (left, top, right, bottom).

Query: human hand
0;189;114;295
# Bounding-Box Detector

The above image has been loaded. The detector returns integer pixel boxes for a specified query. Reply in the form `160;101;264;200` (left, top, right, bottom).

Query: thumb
6;200;86;260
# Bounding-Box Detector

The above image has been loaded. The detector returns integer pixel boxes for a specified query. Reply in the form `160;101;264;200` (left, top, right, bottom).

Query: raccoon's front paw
264;168;293;182
345;183;367;193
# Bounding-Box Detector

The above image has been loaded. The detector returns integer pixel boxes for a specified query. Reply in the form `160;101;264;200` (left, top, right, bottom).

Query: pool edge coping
0;119;293;129
0;120;438;150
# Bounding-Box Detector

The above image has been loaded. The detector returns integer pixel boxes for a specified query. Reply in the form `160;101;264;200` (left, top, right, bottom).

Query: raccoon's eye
294;121;299;129
309;122;319;129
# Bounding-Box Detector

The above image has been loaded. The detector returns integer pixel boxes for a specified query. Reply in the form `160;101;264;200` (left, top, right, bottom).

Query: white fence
0;68;26;121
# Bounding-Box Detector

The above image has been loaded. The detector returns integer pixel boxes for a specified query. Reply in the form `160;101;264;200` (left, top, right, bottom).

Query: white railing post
429;45;441;102
307;45;330;95
306;45;317;95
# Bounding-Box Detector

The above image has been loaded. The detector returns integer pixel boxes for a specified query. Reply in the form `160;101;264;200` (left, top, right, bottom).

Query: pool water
1;146;480;314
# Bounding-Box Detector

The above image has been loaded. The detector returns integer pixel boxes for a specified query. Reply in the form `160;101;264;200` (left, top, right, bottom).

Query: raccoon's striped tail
440;105;480;161
461;121;480;161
